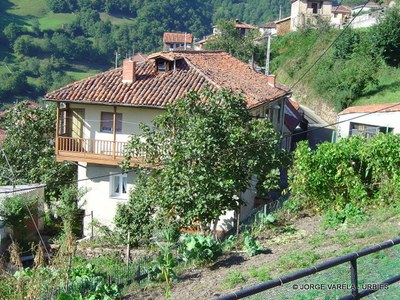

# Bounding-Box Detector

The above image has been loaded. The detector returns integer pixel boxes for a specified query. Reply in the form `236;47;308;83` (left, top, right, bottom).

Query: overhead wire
289;0;371;90
2;100;400;195
0;0;388;195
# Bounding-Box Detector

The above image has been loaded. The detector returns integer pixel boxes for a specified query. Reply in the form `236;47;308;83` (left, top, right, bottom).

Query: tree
373;5;400;67
13;35;36;56
0;102;76;202
3;22;22;45
116;89;287;239
204;20;258;63
0;71;28;100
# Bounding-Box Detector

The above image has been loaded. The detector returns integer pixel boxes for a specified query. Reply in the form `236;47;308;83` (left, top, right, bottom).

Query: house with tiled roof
290;0;333;31
337;103;400;138
258;21;277;36
213;19;256;37
44;50;295;235
163;32;193;51
331;5;352;28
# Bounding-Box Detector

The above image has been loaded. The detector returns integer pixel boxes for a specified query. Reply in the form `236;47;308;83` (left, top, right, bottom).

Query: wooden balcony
56;136;145;166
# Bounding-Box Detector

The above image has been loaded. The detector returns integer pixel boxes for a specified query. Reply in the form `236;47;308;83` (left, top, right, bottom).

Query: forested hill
0;0;292;105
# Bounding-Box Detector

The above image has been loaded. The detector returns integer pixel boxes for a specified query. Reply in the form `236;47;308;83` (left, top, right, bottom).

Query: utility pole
279;5;282;20
115;50;118;69
265;33;271;75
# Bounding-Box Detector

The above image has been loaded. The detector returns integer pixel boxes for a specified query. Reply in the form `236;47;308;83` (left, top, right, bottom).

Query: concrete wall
337;111;400;138
351;13;379;29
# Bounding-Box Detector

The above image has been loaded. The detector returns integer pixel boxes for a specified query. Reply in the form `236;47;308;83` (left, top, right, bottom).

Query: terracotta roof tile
259;21;277;28
339;103;400;115
163;32;193;44
332;5;352;13
45;51;290;109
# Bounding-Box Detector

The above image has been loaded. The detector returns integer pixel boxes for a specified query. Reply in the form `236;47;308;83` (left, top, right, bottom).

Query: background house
163;32;193;51
45;50;295;235
212;19;256;36
258;21;277;36
331;5;352;28
290;0;333;30
337;103;400;138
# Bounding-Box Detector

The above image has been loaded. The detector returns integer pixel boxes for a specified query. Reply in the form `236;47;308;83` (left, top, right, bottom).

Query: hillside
0;0;290;106
269;19;400;121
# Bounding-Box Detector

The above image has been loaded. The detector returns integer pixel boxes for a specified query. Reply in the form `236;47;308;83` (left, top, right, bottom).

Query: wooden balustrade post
112;106;117;160
56;104;60;155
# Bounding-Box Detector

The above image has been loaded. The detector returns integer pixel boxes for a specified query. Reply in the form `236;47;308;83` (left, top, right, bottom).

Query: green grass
248;266;271;282
352;66;400;106
38;13;77;30
223;270;246;289
66;70;98;81
278;250;322;272
99;12;135;25
6;0;48;18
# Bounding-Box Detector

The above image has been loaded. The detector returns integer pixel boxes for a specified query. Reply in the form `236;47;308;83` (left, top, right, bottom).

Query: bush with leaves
118;89;287;238
54;186;86;236
289;134;400;223
242;230;265;256
179;233;223;266
0;195;36;241
148;245;177;300
372;5;400;67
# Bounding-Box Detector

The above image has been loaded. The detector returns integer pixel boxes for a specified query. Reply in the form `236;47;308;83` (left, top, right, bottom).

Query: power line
2;101;400;195
289;0;370;90
1;149;51;260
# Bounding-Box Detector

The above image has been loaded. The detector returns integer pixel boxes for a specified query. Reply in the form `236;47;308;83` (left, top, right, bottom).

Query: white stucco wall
337;111;400;138
78;163;138;236
69;103;162;143
73;101;289;236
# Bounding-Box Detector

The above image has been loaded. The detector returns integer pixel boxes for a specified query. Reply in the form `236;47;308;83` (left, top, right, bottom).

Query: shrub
289;134;400;213
242;230;265;257
179;233;222;266
0;195;36;241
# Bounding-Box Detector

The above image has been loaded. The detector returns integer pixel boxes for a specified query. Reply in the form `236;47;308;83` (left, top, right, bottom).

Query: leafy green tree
46;0;77;13
205;20;258;63
333;28;360;59
0;102;76;202
3;22;22;45
116;89;287;238
0;71;28;100
51;32;75;59
13;35;36;56
373;5;400;67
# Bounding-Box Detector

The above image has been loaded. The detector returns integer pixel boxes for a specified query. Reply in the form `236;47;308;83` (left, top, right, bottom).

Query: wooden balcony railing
56;136;145;166
58;136;127;156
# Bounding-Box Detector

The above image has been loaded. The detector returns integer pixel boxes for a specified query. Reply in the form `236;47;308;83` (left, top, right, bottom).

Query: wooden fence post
126;232;130;267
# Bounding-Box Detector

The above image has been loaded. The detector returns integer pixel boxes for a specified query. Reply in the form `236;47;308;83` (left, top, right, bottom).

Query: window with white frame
100;112;122;133
110;174;128;197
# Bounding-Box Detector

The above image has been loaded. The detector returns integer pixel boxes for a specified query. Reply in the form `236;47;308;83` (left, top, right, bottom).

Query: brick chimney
267;74;275;87
122;59;136;83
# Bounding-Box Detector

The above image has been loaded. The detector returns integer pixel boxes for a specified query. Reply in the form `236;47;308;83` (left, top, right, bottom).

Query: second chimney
122;59;136;83
267;75;275;87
